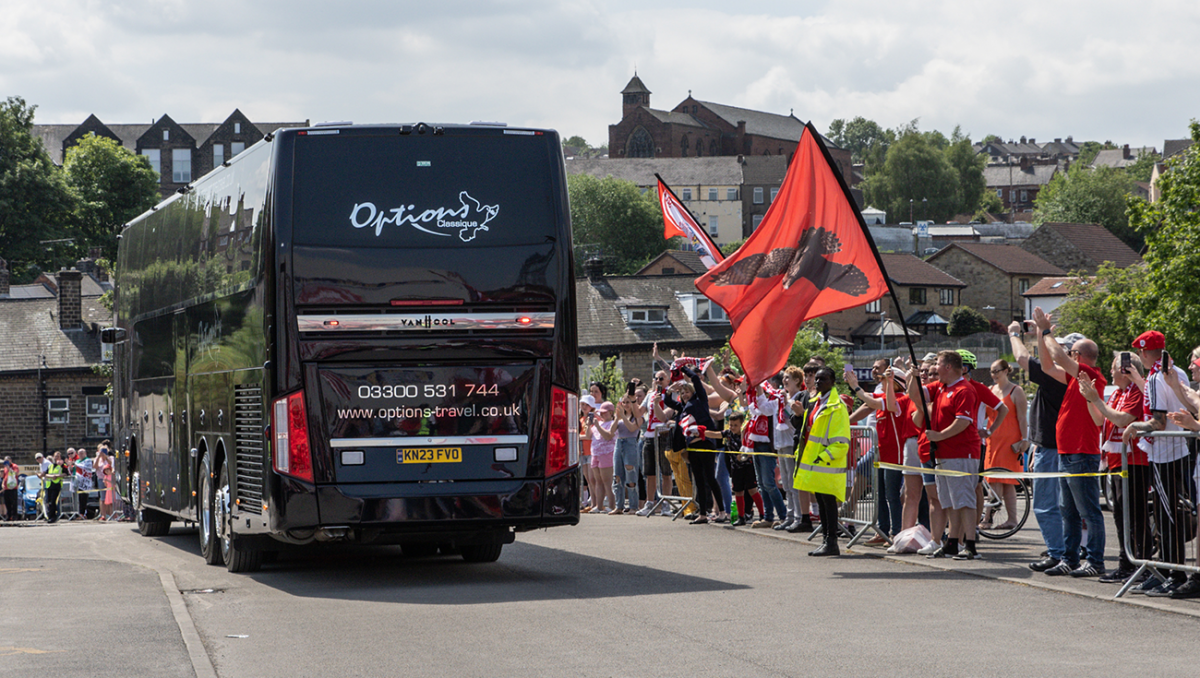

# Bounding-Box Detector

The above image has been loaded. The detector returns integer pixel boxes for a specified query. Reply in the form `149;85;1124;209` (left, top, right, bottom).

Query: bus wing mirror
101;327;127;344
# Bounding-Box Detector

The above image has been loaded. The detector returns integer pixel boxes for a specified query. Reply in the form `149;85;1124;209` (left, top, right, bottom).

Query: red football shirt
1056;362;1106;455
927;379;981;459
1103;383;1146;467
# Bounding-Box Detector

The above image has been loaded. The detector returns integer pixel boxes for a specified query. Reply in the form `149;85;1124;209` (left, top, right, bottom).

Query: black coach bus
108;122;580;571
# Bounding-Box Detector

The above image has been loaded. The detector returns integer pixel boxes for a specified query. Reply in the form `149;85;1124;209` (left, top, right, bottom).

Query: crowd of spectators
0;441;120;523
578;314;1200;600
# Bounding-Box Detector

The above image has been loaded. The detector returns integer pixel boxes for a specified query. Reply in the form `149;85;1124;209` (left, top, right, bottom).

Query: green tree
1123;121;1200;358
719;238;745;257
0;96;77;282
826;117;893;169
947;306;990;336
974;191;1004;221
568;174;673;275
583;356;626;399
1053;264;1146;362
63;133;160;262
1077;140;1116;167
861;126;961;223
718;319;845;380
1124;148;1161;183
945;127;987;216
981;134;1002;145
1033;164;1141;251
563;135;590;149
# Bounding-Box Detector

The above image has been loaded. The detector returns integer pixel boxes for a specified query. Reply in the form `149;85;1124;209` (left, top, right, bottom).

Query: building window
142;149;161;175
628;308;666;324
47;397;69;424
752;214;764;229
909;287;926;305
172;148;192;183
680;135;689;157
708;215;719;236
996;189;1003;198
231;141;245;156
1018;278;1031;293
696;298;727;323
86;396;111;438
162;129;169;141
1020;190;1028;202
234;122;241;134
1010;190;1016;202
865;299;881;313
681;188;692;201
213;144;224;167
770;187;779;202
708;188;718;201
661;267;675;275
753;187;764;204
939;288;955;305
726;188;738;200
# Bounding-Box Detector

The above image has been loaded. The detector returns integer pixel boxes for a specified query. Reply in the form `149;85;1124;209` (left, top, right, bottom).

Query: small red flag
695;124;887;386
657;176;724;270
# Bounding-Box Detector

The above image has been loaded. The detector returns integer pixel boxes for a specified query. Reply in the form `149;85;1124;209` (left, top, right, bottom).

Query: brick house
983;159;1060;221
32;110;308;198
1020;222;1142;275
1021;276;1091;319
0;259;114;465
925;243;1064;324
607;74;853;186
823;253;967;345
576;260;731;385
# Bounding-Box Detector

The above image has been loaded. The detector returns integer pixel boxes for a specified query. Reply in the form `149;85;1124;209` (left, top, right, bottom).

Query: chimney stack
0;257;9;297
1123;144;1131;159
57;268;82;330
584;257;605;282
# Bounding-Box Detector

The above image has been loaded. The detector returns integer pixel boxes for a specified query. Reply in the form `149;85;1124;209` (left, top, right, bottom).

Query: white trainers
916;541;942;556
635;506;654;517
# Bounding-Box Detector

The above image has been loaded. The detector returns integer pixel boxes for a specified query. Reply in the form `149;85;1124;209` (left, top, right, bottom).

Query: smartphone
1121;352;1132;371
1162;351;1171;368
626;381;637;397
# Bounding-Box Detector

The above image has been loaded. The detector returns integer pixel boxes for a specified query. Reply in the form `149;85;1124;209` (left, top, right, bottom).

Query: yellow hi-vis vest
793;388;850;502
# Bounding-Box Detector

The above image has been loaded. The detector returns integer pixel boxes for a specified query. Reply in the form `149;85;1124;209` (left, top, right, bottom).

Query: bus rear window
292;133;560;248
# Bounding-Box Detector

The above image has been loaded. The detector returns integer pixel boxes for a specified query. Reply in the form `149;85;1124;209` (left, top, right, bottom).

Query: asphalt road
2;514;1198;678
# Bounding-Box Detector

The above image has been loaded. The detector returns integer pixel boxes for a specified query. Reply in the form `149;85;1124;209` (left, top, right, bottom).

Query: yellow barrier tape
875;461;1125;479
683;447;795;458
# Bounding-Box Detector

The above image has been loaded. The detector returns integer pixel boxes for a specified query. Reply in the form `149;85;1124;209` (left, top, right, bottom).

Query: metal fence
1114;430;1198;598
804;425;884;547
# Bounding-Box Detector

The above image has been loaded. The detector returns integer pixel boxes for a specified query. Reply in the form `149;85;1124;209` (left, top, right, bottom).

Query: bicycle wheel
977;468;1031;539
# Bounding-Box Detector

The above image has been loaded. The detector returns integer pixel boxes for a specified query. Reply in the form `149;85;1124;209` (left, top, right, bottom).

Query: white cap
579;394;597;409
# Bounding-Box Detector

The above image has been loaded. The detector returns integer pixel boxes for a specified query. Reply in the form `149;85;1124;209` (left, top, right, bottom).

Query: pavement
708;503;1200;617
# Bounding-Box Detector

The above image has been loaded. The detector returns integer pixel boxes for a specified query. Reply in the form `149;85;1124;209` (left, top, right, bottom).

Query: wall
0;371;112;466
928;250;1030;322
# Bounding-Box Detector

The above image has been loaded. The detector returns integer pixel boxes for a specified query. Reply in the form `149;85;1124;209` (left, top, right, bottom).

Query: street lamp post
880;311;887;352
909;199;913;223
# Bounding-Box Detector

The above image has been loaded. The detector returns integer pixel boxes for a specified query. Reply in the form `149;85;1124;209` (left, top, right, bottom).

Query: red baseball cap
1132;330;1165;351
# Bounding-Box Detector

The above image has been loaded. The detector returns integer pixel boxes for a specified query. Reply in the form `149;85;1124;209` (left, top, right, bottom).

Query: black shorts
642;431;671;476
726;454;758;493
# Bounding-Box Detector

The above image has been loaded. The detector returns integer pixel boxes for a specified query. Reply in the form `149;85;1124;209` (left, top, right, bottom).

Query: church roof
622;74;651;95
694;100;807;142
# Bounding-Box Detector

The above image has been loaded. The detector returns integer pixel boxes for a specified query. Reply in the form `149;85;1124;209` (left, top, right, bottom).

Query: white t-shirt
1139;365;1190;464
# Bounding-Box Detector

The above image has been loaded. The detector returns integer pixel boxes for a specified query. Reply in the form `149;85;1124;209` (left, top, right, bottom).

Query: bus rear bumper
307;468;580;531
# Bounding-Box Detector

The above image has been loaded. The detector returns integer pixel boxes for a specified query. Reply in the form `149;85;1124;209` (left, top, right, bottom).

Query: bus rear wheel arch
217;460;264;573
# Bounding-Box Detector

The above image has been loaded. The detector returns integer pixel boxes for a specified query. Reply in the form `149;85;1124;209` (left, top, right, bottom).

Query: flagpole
804;123;936;463
655;172;707;254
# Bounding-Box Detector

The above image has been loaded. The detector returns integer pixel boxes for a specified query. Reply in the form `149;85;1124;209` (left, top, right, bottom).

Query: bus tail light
545;386;578;476
273;391;314;482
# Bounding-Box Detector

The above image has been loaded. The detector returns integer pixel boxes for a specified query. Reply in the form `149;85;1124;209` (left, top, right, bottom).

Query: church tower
621;73;651;118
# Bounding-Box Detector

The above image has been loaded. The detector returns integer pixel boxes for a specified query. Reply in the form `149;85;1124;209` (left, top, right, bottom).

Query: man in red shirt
921;350;982;560
1032;308;1107;577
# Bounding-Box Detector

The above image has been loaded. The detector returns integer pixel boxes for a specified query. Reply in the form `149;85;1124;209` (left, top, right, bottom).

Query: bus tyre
460;543;503;563
217;462;263;573
198;453;222;565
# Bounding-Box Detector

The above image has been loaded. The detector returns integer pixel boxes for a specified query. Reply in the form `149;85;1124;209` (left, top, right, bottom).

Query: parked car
20;474;41;519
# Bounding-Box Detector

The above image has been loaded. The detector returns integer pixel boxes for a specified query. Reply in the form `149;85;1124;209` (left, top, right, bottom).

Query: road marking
0;568;41;574
0;646;61;656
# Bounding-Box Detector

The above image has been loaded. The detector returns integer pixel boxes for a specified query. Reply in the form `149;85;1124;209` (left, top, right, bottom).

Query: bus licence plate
399;447;463;464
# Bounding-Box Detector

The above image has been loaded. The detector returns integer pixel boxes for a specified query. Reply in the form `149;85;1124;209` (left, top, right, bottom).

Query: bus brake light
545;386;578;476
273;391;314;482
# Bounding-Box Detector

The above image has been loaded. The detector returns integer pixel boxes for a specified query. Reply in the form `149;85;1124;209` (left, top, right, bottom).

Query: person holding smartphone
1;458;19;520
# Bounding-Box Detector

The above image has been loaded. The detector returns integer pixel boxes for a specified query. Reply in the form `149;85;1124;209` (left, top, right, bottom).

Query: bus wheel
135;472;171;537
198;453;222;565
217;461;263;573
460;543;503;563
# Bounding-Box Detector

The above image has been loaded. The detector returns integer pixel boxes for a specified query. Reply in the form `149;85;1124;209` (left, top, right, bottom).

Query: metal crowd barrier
806;425;884;547
1114;430;1199;599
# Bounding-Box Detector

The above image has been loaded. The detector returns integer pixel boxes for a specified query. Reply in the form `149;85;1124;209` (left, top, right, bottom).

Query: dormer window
628;308;666;324
695;298;727;323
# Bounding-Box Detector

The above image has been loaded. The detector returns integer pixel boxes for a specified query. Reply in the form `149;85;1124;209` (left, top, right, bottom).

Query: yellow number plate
399;447;463;464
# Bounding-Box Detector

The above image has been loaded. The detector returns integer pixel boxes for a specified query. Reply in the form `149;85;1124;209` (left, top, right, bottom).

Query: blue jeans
1059;453;1105;567
752;447;787;521
715;451;732;514
612;437;641;511
1030;444;1064;560
877;468;903;536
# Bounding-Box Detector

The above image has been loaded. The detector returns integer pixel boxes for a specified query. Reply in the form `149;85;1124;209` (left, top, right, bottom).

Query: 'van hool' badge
349;191;499;242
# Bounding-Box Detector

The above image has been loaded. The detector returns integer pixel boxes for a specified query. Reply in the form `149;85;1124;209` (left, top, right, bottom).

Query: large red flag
657;176;724;270
695;124;888;386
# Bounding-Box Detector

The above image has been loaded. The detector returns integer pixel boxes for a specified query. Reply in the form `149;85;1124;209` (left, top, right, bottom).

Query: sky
3;0;1198;151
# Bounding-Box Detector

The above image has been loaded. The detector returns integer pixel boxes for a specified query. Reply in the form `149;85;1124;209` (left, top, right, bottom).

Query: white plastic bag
889;524;932;553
